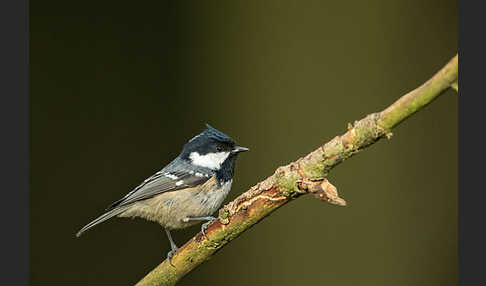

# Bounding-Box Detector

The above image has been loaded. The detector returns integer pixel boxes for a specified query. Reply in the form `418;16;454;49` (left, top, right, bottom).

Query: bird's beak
232;146;249;154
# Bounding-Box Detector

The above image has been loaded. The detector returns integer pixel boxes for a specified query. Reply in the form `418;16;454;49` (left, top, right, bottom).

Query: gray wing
106;158;213;210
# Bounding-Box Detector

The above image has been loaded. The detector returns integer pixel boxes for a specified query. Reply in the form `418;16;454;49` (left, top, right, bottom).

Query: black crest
204;123;235;145
180;124;236;157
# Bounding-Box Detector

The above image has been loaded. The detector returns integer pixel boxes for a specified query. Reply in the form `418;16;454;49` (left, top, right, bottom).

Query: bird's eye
216;146;223;152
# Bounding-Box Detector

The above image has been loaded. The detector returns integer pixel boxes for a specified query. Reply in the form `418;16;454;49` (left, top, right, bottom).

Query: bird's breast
197;179;233;214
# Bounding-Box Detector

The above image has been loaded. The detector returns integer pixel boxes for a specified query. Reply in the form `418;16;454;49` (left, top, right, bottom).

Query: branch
135;54;458;286
451;80;458;92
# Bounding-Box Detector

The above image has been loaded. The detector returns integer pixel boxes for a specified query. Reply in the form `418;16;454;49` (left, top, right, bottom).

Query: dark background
30;1;458;285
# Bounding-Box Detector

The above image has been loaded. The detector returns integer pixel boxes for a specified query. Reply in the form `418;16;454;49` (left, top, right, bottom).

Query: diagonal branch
451;80;458;92
135;54;458;286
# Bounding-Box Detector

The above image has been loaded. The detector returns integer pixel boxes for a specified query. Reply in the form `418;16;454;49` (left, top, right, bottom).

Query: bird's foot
201;217;217;238
167;247;179;267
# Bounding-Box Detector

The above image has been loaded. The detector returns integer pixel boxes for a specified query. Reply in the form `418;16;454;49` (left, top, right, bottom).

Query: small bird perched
76;124;249;263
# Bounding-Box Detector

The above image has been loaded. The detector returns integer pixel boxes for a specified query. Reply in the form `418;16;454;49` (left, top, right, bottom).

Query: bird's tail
76;206;129;237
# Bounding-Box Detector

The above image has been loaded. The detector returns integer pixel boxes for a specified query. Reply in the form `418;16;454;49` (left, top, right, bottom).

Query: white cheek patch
189;151;230;170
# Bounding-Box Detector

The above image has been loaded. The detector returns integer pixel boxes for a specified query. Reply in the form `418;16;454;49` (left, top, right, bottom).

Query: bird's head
180;124;249;171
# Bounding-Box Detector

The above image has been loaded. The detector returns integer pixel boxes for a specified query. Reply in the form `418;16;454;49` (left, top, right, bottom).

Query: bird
76;124;249;264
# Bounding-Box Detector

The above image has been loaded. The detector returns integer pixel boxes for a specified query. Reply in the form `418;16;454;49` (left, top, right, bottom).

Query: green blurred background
30;0;457;285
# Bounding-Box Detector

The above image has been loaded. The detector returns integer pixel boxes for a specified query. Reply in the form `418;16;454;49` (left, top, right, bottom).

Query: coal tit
76;124;249;263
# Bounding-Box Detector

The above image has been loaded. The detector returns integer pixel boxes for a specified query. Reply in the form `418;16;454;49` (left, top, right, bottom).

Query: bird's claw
167;247;179;267
201;217;217;238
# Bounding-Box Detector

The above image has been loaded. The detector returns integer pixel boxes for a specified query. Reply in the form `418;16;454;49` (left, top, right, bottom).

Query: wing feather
106;158;213;210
